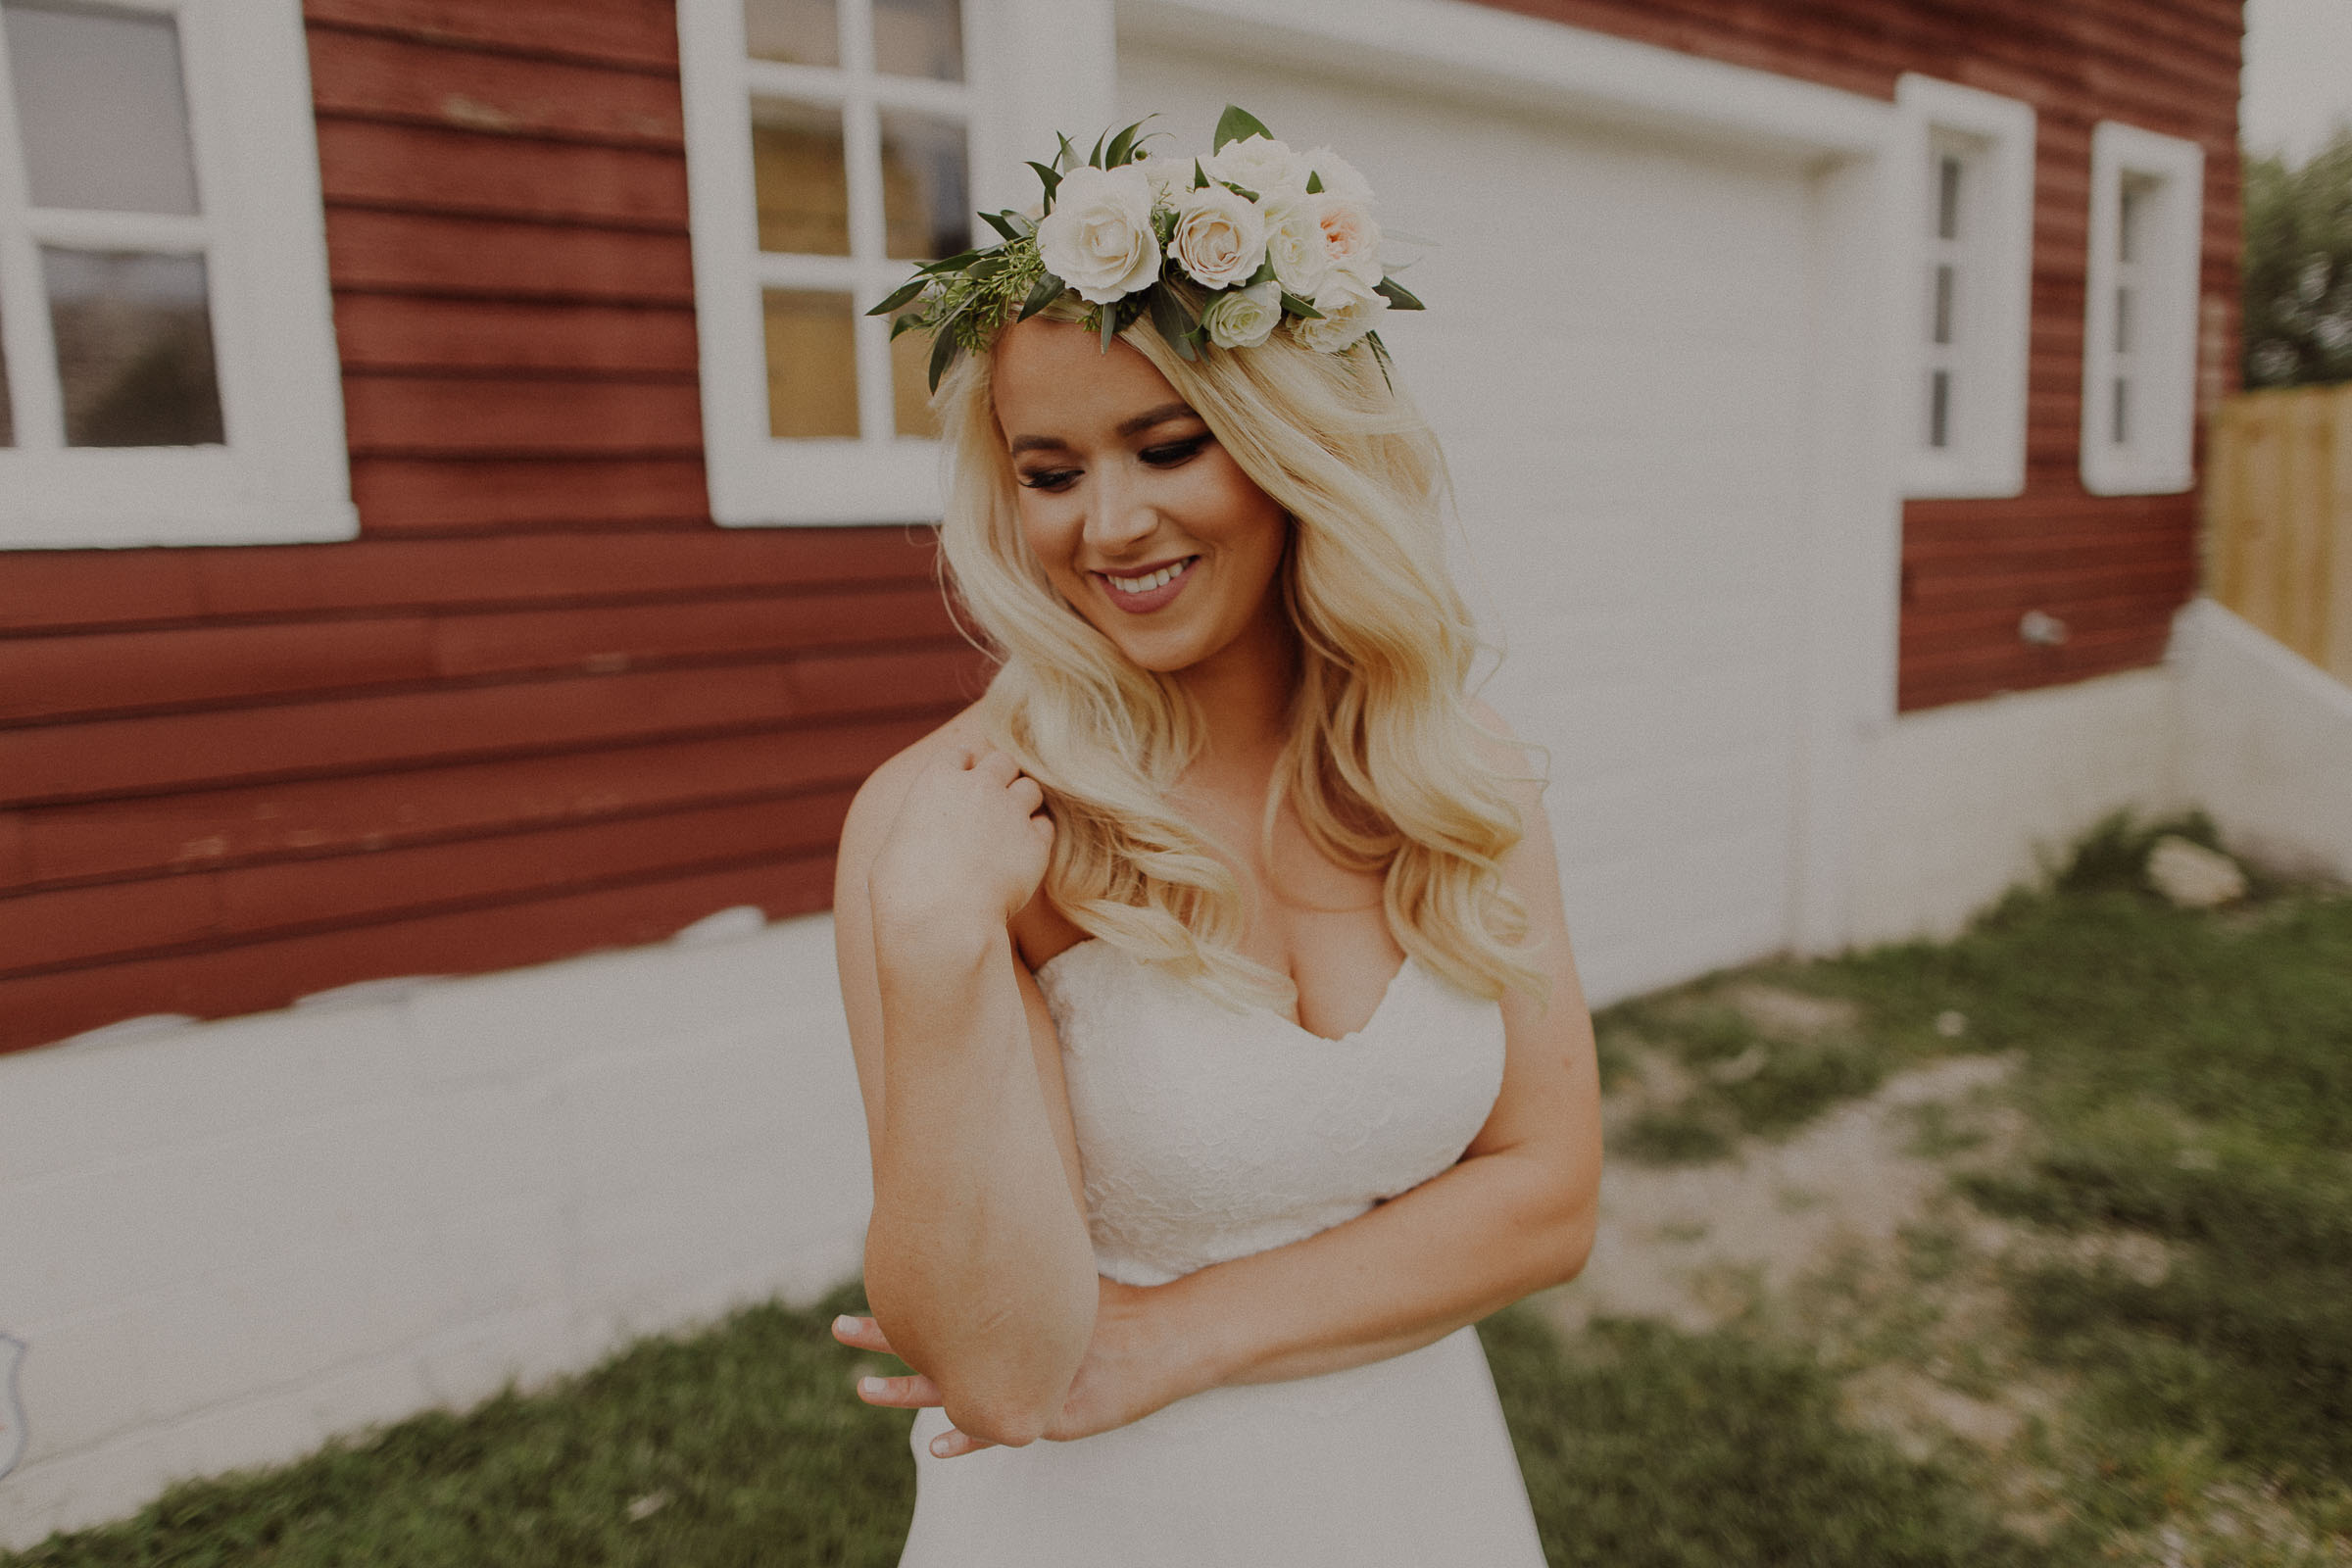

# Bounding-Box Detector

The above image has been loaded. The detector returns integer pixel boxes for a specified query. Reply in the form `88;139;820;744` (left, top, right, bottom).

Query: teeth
1107;559;1192;594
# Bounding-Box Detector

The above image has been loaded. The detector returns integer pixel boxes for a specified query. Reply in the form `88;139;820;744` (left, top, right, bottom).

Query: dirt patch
1540;1053;2019;1336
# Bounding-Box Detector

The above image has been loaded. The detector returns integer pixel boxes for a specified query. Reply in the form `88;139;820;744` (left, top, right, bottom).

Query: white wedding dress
898;936;1547;1567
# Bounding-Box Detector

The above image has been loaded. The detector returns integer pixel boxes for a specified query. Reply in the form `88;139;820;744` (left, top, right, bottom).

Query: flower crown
871;104;1424;392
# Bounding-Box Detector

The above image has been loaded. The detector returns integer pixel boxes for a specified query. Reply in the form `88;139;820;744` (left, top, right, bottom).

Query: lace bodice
1032;939;1508;1288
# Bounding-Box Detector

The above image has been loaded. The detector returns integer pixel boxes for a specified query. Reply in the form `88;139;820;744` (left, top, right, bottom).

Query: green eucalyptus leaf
1027;161;1063;212
1193;158;1209;190
1279;290;1324;319
1087;127;1108;169
1054;132;1078;172
1148;285;1199;362
1374;275;1425;311
927;325;960;392
1217;179;1259;202
966;253;1010;281
1104;117;1148;169
1245;258;1277;287
979;210;1021;243
868;276;928;317
1099;298;1119;354
889;311;926;340
1016;271;1065;321
917;246;985;275
1306;170;1324;195
1211;104;1273;153
1365;330;1395;391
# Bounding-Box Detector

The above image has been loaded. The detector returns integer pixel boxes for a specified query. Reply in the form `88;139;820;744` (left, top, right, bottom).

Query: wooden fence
2204;382;2352;686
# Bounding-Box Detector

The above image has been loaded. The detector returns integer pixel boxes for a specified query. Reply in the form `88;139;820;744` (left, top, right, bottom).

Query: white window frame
680;0;991;526
0;0;353;550
2080;119;2202;496
1893;74;2034;500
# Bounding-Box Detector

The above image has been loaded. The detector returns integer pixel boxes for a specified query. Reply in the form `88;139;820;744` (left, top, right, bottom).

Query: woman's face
991;318;1291;676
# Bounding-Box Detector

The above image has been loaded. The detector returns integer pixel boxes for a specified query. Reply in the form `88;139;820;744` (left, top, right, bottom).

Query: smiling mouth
1095;555;1200;612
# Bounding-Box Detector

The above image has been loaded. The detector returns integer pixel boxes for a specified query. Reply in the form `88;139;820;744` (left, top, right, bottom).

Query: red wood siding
1482;0;2239;710
0;2;983;1054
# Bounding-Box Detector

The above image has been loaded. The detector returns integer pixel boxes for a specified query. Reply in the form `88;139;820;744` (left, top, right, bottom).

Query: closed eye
1142;435;1211;466
1016;466;1081;492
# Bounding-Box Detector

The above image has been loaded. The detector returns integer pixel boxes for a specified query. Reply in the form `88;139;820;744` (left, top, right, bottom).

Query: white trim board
1117;0;1891;161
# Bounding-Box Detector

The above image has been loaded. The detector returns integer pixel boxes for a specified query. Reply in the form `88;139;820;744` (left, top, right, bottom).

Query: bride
827;108;1602;1564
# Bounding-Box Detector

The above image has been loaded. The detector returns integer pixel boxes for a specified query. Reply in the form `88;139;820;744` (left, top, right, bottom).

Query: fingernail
859;1376;886;1396
833;1314;858;1334
930;1436;953;1457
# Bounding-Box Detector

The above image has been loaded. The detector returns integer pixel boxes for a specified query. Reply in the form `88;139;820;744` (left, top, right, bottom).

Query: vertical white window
0;0;352;549
1895;75;2034;499
2080;121;2202;495
682;0;999;525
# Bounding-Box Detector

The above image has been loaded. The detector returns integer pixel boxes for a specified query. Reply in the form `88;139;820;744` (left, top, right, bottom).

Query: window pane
880;110;968;260
872;0;962;80
44;248;223;448
743;0;839;67
890;318;939;438
750;97;851;255
3;2;199;215
1935;154;1961;241
762;289;858;438
1931;264;1954;345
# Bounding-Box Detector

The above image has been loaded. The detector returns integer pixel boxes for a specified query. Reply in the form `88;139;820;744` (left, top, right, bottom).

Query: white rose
1301;146;1375;204
1202;134;1308;199
1200;280;1282;349
1036;163;1162;305
1170;184;1267;289
1291;287;1388;353
1261;193;1329;299
1314;196;1385;295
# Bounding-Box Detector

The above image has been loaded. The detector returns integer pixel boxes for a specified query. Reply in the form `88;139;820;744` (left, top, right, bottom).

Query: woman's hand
834;1278;1205;1457
867;745;1054;934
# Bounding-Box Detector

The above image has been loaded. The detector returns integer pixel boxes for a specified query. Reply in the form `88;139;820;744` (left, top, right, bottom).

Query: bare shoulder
836;702;993;884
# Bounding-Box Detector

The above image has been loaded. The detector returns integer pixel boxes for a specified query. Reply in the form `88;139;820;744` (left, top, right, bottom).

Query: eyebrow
1007;402;1200;455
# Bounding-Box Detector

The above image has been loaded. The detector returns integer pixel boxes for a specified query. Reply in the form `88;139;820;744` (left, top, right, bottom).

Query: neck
1174;586;1300;773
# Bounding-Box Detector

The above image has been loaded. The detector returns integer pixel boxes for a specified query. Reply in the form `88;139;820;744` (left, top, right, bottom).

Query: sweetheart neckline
1031;936;1422;1047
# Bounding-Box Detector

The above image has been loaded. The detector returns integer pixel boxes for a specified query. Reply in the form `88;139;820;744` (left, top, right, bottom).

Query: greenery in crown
871;105;1425;392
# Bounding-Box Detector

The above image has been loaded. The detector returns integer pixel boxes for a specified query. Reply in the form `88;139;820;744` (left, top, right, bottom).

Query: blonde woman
828;109;1601;1564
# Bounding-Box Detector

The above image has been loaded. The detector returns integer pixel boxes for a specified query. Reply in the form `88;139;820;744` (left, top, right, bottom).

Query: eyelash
1017;436;1210;493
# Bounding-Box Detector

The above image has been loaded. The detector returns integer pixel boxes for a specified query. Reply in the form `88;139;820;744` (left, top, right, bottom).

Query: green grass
1;1285;915;1567
1481;1309;2063;1568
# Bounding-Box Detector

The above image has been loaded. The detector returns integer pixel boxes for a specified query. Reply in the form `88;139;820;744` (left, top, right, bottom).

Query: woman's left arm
843;722;1603;1450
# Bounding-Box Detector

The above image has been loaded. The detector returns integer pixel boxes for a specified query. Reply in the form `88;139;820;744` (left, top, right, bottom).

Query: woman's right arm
833;736;1098;1446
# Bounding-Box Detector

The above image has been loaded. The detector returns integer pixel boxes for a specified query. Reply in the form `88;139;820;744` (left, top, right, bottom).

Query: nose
1082;459;1158;558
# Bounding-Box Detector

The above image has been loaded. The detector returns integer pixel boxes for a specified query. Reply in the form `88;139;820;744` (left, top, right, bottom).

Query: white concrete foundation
2174;597;2352;882
0;909;871;1551
1849;667;2184;944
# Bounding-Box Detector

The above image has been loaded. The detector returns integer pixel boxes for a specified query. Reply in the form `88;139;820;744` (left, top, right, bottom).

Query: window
2080;121;2203;496
681;0;997;525
1894;75;2034;499
0;0;353;549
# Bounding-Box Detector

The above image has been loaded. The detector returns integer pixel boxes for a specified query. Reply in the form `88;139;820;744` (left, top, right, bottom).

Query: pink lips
1095;556;1199;614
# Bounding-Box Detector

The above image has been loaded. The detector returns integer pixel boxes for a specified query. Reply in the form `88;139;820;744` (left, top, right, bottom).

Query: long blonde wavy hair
935;307;1546;1009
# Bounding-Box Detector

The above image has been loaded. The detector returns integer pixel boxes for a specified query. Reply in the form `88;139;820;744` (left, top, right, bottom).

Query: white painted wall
0;909;870;1551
